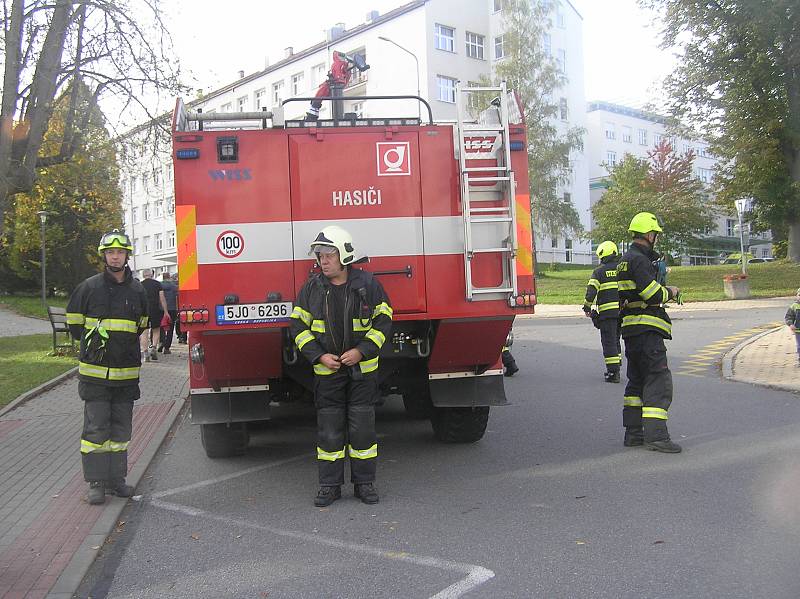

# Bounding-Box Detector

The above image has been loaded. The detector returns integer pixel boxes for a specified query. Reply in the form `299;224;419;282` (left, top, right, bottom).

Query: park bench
47;306;75;353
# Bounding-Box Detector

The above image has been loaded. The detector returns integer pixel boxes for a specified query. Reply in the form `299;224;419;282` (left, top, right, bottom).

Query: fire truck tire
430;407;489;443
201;423;249;458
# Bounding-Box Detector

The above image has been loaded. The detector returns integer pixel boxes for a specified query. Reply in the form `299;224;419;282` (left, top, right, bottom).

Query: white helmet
309;225;356;265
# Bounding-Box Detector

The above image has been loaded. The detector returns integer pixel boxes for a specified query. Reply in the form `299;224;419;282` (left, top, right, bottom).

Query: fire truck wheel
430;407;489;443
200;422;249;458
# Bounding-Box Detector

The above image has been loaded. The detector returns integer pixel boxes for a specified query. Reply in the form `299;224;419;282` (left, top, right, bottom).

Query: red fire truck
171;84;536;457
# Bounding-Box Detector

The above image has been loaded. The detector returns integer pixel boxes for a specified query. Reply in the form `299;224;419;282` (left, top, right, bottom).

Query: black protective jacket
289;268;392;376
617;242;675;340
583;256;620;320
66;267;149;386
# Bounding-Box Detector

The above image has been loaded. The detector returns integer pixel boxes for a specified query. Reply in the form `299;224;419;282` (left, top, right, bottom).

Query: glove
582;305;591;316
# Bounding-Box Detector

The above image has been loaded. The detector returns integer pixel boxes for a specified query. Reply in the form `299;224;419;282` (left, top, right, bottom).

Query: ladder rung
472;287;514;294
470;247;512;254
470;217;513;223
466;176;511;183
462;127;504;133
469;207;510;213
462;166;509;172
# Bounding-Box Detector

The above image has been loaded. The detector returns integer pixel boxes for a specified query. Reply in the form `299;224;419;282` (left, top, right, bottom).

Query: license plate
215;302;293;325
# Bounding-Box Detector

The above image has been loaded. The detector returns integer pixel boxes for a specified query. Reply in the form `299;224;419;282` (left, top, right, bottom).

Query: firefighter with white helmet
583;241;622;383
66;230;149;504
289;225;393;506
617;212;682;453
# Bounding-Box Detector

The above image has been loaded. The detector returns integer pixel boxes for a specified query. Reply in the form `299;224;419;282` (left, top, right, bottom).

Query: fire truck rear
171;84;536;457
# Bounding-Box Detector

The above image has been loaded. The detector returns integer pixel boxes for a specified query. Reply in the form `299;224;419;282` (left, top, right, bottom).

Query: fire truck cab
171;84;535;458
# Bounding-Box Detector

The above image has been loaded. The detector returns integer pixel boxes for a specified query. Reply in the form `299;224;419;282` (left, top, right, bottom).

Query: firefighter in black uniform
289;225;393;507
583;241;622;382
66;230;149;504
617;212;682;453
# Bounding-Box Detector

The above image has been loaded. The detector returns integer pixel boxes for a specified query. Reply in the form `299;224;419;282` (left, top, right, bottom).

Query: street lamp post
378;36;421;120
36;210;48;307
734;198;752;276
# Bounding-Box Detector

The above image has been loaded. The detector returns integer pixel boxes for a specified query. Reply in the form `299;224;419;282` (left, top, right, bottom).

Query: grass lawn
0;334;77;408
536;261;800;304
0;295;67;319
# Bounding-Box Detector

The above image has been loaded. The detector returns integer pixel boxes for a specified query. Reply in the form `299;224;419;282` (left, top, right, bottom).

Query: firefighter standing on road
66;230;149;504
583;241;622;383
289;225;393;507
617;212;682;453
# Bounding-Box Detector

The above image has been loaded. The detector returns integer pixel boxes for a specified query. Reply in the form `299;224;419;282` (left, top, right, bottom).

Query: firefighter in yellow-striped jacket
583;241;622;383
289;226;392;508
617;213;682;453
66;230;149;505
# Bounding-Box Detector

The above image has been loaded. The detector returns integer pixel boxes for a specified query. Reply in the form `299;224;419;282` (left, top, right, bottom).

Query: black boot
314;485;341;507
504;362;519;377
604;371;620;383
354;482;379;505
105;479;135;497
645;439;682;453
88;482;105;505
624;427;644;447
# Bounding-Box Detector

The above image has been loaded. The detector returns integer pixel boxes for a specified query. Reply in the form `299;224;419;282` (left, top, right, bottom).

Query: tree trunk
788;220;800;263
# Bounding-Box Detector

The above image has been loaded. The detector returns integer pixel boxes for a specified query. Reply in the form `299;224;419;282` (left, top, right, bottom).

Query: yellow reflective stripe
108;440;129;452
604;356;621;364
661;286;669;303
108;367;140;381
138;316;149;328
598;302;618;312
587;278;600;290
621;314;672;335
314;362;336;375
348;443;378;459
66;312;85;325
295;330;315;350
599;281;618;291
373;302;393;319
290;306;312;327
84;316;100;327
79;362;109;379
81;439;111;454
352;319;371;332
618;280;636;291
100;318;138;333
625;301;647;309
365;329;385;349
640;280;661;301
311;319;326;333
642;407;668;420
583;300;592;308
359;356;379;373
624;395;642;407
317;446;346;461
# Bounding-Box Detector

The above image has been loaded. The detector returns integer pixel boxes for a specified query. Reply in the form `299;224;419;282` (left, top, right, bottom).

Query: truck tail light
179;308;210;324
509;292;536;308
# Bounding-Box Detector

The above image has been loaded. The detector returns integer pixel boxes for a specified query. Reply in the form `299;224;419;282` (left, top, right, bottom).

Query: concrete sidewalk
529;296;791;318
724;326;800;393
0;346;188;599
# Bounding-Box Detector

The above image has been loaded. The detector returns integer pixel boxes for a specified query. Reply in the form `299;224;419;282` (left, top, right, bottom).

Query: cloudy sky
164;0;676;110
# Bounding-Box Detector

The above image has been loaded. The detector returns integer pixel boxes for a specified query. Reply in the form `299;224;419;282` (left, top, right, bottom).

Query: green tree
591;140;714;257
1;80;122;293
492;0;585;243
641;0;800;261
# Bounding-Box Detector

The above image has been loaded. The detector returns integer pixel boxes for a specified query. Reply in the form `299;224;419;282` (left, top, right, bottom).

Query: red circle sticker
216;230;244;258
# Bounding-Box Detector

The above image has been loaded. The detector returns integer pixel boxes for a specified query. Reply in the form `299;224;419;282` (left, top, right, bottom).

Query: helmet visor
100;232;132;250
310;244;338;256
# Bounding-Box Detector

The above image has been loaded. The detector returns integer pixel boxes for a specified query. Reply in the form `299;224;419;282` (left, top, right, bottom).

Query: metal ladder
454;81;518;301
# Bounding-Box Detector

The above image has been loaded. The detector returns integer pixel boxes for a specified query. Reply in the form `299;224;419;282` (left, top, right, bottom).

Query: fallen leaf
575;495;587;500
190;533;200;540
91;545;101;550
653;540;665;545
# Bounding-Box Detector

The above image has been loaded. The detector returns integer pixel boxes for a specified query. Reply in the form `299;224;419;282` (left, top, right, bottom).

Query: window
436;75;457;103
272;81;284;105
606;151;617;167
142;171;149;189
254;88;267;110
494;35;505;60
551;237;558;248
143;203;150;221
237;96;247;111
493;0;502;12
122;212;127;227
155;201;163;218
291;72;304;96
653;132;663;146
565;238;573;263
133;238;139;255
435;24;455;52
131;207;139;224
312;63;326;86
762;248;769;258
698;146;711;158
154;233;163;251
153;168;160;185
559;98;568;120
166;198;175;215
166;167;173;182
143;236;151;254
604;122;615;140
704;225;713;235
556;49;566;73
167;230;175;249
130;177;138;193
697;167;713;183
465;32;485;59
638;128;647;145
221;102;232;112
726;219;736;237
543;33;551;56
622;126;632;143
351;101;364;116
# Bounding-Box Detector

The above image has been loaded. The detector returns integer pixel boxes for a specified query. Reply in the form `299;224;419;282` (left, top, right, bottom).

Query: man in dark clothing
289;225;392;507
139;270;168;362
617;212;682;453
66;230;149;505
158;272;178;354
173;273;186;344
583;241;621;383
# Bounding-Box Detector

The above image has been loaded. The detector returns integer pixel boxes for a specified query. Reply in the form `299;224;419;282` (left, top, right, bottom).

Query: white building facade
585;101;772;264
120;0;589;276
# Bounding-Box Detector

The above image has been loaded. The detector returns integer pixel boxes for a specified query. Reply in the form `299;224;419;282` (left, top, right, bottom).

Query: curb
721;326;800;393
0;366;79;418
46;378;190;599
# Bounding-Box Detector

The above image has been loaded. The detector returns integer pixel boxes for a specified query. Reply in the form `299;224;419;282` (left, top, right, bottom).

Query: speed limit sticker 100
216;230;244;258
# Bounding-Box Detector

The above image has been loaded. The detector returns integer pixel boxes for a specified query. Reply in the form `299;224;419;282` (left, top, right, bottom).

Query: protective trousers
79;382;138;483
599;319;622;373
622;332;673;442
315;369;378;486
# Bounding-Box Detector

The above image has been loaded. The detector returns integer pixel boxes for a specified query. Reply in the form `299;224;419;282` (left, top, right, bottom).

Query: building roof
586;101;668;125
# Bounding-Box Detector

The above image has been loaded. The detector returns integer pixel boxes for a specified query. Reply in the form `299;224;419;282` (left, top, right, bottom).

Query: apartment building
585;101;772;264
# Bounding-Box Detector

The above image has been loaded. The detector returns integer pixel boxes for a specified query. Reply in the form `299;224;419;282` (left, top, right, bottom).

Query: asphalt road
78;305;800;599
